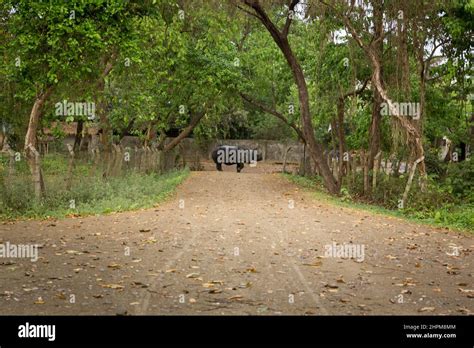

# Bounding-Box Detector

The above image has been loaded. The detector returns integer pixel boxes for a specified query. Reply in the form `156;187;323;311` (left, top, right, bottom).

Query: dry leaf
458;288;474;294
101;284;124;290
144;237;157;244
228;295;243;301
302;260;322;267
324;284;339;289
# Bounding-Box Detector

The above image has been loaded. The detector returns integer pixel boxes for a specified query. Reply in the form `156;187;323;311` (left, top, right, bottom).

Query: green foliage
284;172;473;232
0;0;472;229
0;154;189;219
444;159;474;202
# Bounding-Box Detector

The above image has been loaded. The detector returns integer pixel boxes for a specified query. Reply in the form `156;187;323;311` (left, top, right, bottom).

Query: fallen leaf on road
144;237;157;244
302;260;322;267
395;278;417;287
324;284;339;289
107;263;121;270
56;292;66;300
132;281;149;288
458;288;474;294
34;297;45;304
457;308;471;314
228;295;243;301
101;284;124;290
66;250;80;255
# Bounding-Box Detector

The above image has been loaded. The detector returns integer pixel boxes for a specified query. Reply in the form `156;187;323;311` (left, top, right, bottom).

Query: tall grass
0;153;189;220
283;173;474;233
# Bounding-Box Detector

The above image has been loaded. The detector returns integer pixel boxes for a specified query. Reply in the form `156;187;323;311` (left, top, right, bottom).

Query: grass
0;154;190;220
282;173;474;234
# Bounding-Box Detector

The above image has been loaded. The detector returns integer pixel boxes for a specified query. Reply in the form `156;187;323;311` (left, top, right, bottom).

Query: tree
241;0;340;194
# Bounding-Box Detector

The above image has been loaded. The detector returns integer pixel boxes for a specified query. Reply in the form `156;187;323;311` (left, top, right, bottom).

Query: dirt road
0;168;472;315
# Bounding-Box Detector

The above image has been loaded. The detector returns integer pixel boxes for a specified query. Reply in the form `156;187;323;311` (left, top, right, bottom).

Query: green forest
0;0;473;230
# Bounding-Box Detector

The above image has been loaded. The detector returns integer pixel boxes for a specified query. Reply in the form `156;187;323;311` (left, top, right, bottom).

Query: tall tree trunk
73;120;84;153
336;98;347;181
367;0;383;174
24;86;53;199
243;0;339;193
279;36;339;193
96;53;116;177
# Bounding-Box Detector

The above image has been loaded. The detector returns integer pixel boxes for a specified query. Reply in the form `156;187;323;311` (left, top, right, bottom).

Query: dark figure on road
211;145;263;172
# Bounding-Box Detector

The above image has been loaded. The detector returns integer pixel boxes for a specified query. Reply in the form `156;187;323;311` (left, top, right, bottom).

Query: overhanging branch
240;92;305;142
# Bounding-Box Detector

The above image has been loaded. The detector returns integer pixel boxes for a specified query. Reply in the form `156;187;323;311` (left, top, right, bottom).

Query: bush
0;154;189;219
443;159;474;202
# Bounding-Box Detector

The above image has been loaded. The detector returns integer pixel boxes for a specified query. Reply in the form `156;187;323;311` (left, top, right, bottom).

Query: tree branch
340;77;370;101
282;0;300;38
163;111;205;152
240;92;305;142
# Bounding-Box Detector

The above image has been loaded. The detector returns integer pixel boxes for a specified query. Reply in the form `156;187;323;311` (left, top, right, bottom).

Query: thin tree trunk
367;0;383;173
73;120;84;153
372;151;382;191
24;87;53;199
282;146;292;174
163;112;205;152
402;156;424;206
336;99;347;181
65;143;75;190
362;150;369;194
7;148;15;176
